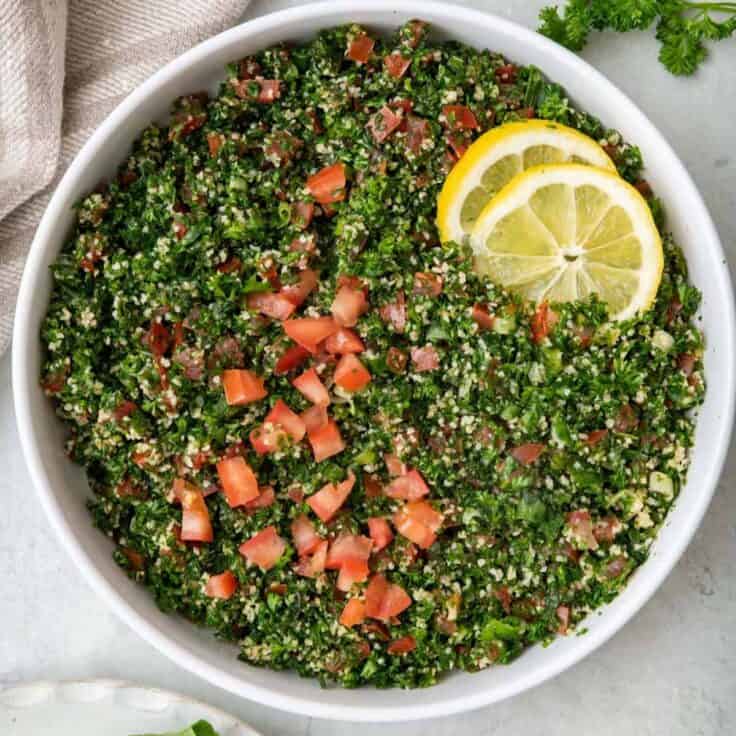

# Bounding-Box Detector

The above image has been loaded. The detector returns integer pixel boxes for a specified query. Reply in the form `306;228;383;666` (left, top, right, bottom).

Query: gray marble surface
1;1;734;734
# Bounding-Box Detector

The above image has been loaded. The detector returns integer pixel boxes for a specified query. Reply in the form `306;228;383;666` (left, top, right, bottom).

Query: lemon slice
437;120;616;244
470;164;663;321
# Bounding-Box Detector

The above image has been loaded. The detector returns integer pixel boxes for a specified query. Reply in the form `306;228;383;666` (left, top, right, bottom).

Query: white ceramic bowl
13;0;735;722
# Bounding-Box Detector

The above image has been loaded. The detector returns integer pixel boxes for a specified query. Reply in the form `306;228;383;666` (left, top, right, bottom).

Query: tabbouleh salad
41;20;705;689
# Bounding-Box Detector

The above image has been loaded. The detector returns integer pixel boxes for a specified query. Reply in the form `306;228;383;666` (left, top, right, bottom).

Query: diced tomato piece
325;533;373;570
280;269;318;307
442;105;479;130
495;64;518;84
556;605;570;634
386;347;408;374
284;316;339;353
384;453;407;477
405;114;430;154
308;418;345;462
245;485;276;510
334;354;371;392
292;201;314;229
222;369;267;405
404;500;443;532
274;344;310;375
246;291;296;321
337;558;370;591
367;106;403;144
393;501;442;549
306;163;346;204
301;404;328;433
291;513;323;556
678;353;696;376
265;399;306;442
257;79;281;102
380;290;407;332
293;367;330;405
364;574;412;620
249;423;288;455
207;132;225;157
472;303;495;330
410;345;439;372
216;456;260;507
614;403;639;433
510;443;545;465
413;271;443;297
294;539;329;578
339;598;366;627
306;471;355;522
331;284;368;327
387;635;416;655
567;510;598;550
583;429;608;447
593;515;622;544
384;53;411;78
173;479;213;543
385;469;430;501
347;33;374;63
325;327;365;354
367;517;394;552
531;301;558;343
146;322;171;358
239;525;286;571
205;571;237;600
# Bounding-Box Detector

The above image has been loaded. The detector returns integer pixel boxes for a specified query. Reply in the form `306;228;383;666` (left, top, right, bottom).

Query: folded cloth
0;0;248;355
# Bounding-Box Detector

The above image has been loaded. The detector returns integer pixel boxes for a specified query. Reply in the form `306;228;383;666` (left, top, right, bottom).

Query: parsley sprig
538;1;736;75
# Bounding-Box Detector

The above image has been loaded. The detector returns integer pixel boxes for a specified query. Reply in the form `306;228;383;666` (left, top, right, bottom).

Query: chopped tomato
291;513;323;556
284;316;339;353
367;106;403;144
294;539;329;578
472;303;495;330
393;500;442;549
346;33;374;63
293;367;330;405
380;290;407;332
325;327;365;354
222;369;267;406
306;471;355;521
308;418;345;462
292;201;314;229
567;510;598;550
246;291;296;321
510;443;545;465
239;526;286;571
339;598;366;627
614;403;639;433
495;63;517;83
384;453;407;477
442;104;479;130
280;268;318;307
556;605;570;634
364;574;412;620
405;114;430;154
306;163;346;204
205;571;237;600
385;469;430;501
386;346;408;374
325;533;373;569
258;79;281;102
146;321;171;357
331;284;368;327
410;345;439;371
249;423;288;455
301;404;328;433
364;474;383;498
274;344;310;375
593;515;622;544
207;132;225;157
216;456;260;507
337;559;370;591
245;485;276;510
387;635;416;655
413;271;443;297
265;399;306;442
367;517;394;552
384;53;411;78
173;479;213;543
334;354;371;392
583;429;608;447
531;301;558;343
678;353;696;376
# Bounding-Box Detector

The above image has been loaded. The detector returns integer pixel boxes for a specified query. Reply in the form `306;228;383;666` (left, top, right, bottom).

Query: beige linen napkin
0;0;249;355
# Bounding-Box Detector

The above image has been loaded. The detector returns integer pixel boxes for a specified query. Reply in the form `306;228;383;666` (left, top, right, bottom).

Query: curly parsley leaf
538;0;736;76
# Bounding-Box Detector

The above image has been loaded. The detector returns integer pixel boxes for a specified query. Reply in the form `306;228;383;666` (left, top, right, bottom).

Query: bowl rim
12;0;736;722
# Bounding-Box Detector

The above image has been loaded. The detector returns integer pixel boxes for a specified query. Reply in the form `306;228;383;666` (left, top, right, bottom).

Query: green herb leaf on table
131;719;220;736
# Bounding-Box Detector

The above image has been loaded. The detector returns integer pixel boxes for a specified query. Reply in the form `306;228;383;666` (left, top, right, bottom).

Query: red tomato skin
331;285;368;327
442;104;479;130
274;344;310;375
410;345;440;372
510;443;545;465
293;367;330;405
472;303;495;330
306;163;346;204
265;399;306;442
249;423;288;455
384;53;411;78
325;532;372;569
205;571;238;600
308;419;345;462
239;526;286;571
280;268;318;307
324;327;365;354
292;201;314;229
245;485;276;511
216;456;260;507
531;301;558;343
284;316;339;353
385;469;430;501
306;471;355;522
367;517;394;552
291;513;323;556
364;574;412;620
222;369;267;406
334;354;372;392
246;291;296;321
339;598;367;627
387;635;417;655
346;33;374;63
367;106;403;144
392;507;436;549
173;479;214;543
301;404;328;433
336;559;370;591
